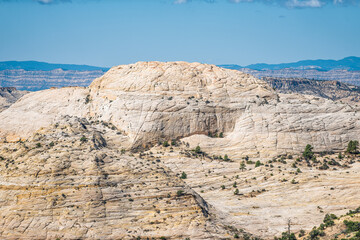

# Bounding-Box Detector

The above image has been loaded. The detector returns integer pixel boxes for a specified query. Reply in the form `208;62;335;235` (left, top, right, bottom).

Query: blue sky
0;0;359;67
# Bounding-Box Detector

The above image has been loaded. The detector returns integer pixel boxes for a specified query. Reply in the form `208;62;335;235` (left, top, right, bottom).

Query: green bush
176;190;184;197
162;141;170;147
303;144;314;160
255;160;262;168
323;213;337;227
194;146;201;154
180;172;187;179
275;232;297;240
344;220;360;233
80;136;87;142
240;161;246;171
346;140;359;154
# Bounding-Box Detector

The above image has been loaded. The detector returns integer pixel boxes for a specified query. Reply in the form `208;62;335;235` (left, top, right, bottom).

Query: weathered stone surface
0;117;233;239
0;87;28;112
1;61;360;239
1;61;359;157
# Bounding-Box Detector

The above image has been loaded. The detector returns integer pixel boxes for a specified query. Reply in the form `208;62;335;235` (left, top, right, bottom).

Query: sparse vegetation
194;146;201;154
255;160;262;168
303;144;314;160
346;140;359;154
240;161;246;171
176;190;184;197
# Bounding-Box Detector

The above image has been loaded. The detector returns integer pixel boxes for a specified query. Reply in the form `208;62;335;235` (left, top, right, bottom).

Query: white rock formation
1;61;360;157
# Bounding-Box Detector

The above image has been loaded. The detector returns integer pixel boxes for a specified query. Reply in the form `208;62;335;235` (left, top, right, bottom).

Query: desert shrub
275;232;297;240
176;190;184;197
291;179;298;184
240;161;246;171
255;160;262;168
303;144;314;160
346;140;359;154
224;154;229;161
85;94;91;104
234;189;239;195
344;220;360;233
319;163;329;170
309;227;325;240
194;146;201;154
162;141;170;147
80;136;87;142
347;207;360;215
323;213;337;227
180;172;187;179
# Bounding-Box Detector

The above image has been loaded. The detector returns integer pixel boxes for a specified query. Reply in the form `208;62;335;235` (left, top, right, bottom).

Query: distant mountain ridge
220;56;360;71
0;61;109;71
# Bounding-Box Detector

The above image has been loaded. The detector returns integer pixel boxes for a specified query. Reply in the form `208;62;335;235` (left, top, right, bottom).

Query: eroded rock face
1;61;360;157
0;87;28;112
0;117;231;239
1;61;360;239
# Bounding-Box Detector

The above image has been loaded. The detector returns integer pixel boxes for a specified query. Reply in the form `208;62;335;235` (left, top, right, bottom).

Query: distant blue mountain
0;61;109;71
219;56;360;71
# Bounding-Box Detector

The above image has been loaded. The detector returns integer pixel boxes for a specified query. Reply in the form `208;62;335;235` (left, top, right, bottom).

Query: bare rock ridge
0;116;232;239
1;61;360;239
0;87;28;112
1;61;360;157
263;77;360;103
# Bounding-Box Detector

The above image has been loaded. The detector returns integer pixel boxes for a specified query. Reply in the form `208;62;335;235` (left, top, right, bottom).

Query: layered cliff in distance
0;87;28;112
0;62;360;239
220;57;360;86
241;69;360;87
263;77;360;103
0;61;108;91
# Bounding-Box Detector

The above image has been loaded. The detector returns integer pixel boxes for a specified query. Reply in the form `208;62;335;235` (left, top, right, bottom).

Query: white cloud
286;0;323;8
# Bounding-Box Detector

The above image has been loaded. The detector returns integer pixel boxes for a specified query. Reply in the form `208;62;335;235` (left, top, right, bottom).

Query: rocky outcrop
0;62;360;158
263;77;360;103
0;117;232;239
235;68;360;87
0;87;28;112
1;61;360;239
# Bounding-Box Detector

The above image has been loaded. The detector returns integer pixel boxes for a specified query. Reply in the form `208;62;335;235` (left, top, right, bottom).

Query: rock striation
263;77;360;103
1;61;360;157
0;117;232;239
1;61;360;239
